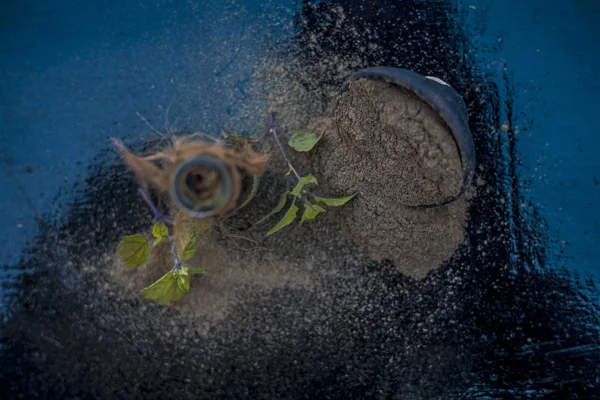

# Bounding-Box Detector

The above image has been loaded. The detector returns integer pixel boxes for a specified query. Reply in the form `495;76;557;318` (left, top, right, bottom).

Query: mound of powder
310;79;469;278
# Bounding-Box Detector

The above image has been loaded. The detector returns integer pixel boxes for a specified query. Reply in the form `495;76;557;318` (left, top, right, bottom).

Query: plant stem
171;243;183;271
137;188;183;270
268;113;300;143
253;129;271;143
273;125;300;143
271;128;301;181
138;188;165;223
268;113;301;181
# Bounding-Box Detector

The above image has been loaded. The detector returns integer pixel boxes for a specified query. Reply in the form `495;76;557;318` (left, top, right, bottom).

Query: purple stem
172;245;183;271
269;122;301;181
138;188;165;222
274;125;297;142
268;113;299;143
268;112;276;127
253;129;271;142
137;188;183;270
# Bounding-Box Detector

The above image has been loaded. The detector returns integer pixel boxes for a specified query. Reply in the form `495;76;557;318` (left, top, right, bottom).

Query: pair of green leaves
263;174;356;236
116;222;170;268
139;266;205;305
116;221;206;305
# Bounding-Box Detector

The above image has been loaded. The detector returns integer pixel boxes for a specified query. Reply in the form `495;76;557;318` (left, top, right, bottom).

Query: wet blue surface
2;1;598;276
465;0;600;276
0;0;293;271
0;0;599;397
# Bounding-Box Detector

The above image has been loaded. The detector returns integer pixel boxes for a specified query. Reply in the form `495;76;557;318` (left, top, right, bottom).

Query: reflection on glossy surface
172;156;232;217
0;0;598;398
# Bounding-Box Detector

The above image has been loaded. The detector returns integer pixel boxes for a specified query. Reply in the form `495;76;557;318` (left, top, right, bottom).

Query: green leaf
285;168;292;176
300;202;326;224
140;269;188;305
187;266;206;275
288;132;321;152
182;239;196;261
152;222;169;246
314;193;357;206
177;269;190;292
266;204;299;236
152;222;168;238
117;234;149;267
175;212;211;260
233;174;261;213
254;192;289;226
291;174;318;196
140;267;206;305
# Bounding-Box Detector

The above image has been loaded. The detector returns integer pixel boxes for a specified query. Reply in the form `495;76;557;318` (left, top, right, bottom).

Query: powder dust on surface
107;146;375;326
0;4;527;398
259;54;469;278
10;1;598;398
109;232;313;324
310;79;468;278
108;56;470;323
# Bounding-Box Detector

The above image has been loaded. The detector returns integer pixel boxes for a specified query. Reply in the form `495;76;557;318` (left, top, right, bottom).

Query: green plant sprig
116;190;206;305
258;114;356;236
116;112;355;303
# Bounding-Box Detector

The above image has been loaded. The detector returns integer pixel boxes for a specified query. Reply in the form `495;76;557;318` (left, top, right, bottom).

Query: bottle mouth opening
171;155;235;218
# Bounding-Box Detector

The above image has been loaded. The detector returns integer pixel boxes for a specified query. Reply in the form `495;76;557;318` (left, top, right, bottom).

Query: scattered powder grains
310;79;468;278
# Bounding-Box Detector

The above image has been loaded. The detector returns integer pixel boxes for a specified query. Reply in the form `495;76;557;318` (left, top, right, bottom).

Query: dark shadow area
1;0;598;399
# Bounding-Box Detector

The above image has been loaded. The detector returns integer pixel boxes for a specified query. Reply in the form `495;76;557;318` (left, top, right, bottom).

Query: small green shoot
261;114;357;236
261;176;355;235
263;190;354;235
152;222;169;246
175;212;212;261
117;234;149;267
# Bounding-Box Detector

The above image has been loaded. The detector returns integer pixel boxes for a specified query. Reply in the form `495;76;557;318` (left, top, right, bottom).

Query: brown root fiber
310;79;468;278
112;137;269;217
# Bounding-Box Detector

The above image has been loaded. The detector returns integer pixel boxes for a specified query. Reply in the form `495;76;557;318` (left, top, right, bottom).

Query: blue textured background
464;0;600;275
1;1;598;397
2;0;598;277
0;0;293;265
